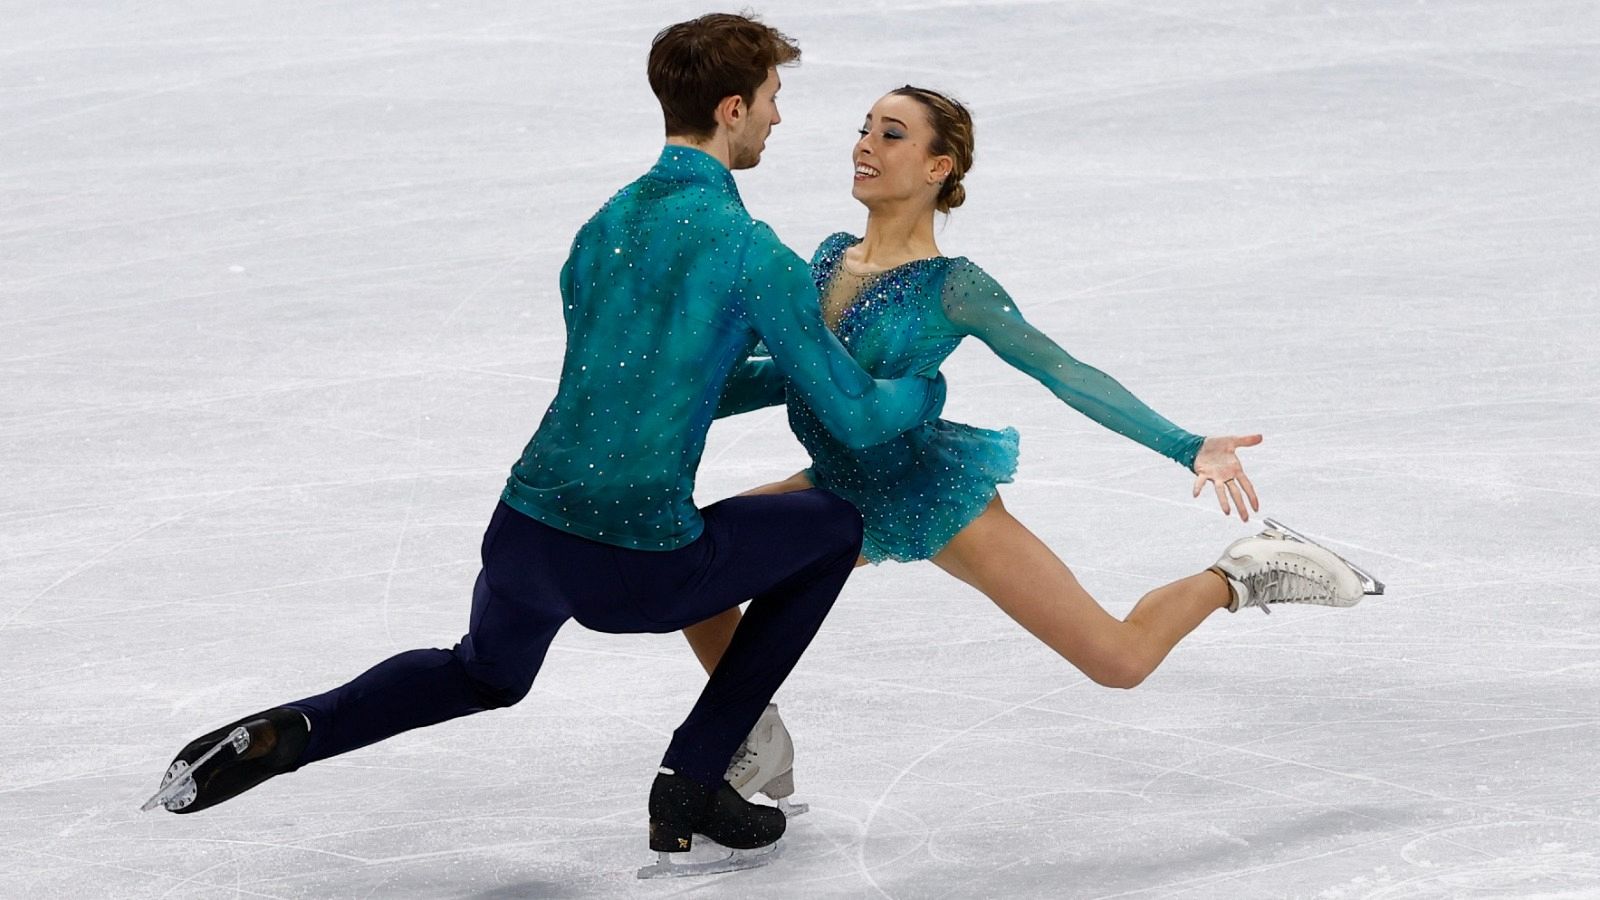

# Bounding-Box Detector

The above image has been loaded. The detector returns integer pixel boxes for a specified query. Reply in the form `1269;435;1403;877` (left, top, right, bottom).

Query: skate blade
139;726;251;812
775;797;808;818
636;839;781;879
1263;518;1385;596
140;761;195;812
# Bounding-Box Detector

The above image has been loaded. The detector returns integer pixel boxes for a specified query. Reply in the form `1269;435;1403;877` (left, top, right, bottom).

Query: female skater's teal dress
718;232;1205;563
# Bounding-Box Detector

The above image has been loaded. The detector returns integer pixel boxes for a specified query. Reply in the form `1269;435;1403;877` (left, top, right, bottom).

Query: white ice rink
5;1;1599;897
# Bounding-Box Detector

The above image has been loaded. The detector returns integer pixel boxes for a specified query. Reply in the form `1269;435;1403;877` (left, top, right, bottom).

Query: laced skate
637;769;785;879
1214;522;1380;614
725;703;807;817
140;708;309;813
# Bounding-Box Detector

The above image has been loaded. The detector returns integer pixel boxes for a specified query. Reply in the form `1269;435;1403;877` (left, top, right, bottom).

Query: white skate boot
725;704;807;817
1213;522;1378;614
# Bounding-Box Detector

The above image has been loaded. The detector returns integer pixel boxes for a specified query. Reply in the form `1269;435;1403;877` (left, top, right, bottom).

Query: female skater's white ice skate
724;703;808;817
1215;520;1385;613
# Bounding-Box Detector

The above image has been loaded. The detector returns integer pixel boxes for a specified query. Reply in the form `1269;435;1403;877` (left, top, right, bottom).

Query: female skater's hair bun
891;85;974;214
942;180;967;212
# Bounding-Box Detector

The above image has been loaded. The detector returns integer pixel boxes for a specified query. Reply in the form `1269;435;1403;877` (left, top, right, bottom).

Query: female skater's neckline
838;238;944;278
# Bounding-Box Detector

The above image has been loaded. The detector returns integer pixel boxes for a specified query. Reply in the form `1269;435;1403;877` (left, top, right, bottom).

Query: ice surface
4;1;1599;897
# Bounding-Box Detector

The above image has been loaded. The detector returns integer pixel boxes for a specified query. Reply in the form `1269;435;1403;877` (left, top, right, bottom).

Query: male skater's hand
875;371;947;426
1191;434;1263;521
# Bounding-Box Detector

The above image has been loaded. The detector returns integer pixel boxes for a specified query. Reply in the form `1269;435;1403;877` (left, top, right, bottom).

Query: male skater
143;13;942;877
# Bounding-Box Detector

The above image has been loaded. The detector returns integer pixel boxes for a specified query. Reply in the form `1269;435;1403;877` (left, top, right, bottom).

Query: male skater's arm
736;224;943;449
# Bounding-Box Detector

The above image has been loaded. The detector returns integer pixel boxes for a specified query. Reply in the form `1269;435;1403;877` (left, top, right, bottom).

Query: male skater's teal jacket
502;146;942;551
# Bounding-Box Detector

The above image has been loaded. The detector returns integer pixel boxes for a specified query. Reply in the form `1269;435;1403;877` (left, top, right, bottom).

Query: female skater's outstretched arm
938;258;1262;521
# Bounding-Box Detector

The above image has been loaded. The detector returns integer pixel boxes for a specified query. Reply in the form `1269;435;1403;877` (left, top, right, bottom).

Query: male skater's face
729;68;782;170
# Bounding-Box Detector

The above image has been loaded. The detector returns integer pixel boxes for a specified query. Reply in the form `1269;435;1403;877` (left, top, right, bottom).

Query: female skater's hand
1191;434;1263;521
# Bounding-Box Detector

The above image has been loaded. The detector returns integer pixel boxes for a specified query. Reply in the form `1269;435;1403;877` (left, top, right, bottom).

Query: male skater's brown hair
647;13;801;140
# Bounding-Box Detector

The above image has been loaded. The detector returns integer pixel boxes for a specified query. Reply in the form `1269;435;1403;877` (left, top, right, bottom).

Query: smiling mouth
854;163;880;180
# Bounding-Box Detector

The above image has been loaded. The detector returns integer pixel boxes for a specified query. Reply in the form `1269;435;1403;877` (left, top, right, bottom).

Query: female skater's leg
932;494;1229;689
688;489;1228;688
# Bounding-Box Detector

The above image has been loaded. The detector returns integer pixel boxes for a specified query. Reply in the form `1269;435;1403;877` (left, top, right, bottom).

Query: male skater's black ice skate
140;707;309;813
637;769;786;878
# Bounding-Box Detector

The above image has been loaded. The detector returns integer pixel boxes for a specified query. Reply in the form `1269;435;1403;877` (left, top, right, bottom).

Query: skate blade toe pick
140;726;250;812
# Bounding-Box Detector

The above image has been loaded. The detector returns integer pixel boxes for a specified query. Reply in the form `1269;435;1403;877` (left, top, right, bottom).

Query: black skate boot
141;707;310;814
637;769;785;878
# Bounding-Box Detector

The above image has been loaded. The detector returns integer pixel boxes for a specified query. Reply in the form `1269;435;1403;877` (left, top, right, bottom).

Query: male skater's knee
811;488;865;555
470;674;534;709
459;657;537;709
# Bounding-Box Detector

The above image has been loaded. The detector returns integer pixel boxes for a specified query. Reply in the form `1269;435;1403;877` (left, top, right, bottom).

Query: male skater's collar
649;145;742;201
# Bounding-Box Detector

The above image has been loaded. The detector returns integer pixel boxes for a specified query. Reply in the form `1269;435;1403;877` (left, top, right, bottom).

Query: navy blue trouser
285;489;862;787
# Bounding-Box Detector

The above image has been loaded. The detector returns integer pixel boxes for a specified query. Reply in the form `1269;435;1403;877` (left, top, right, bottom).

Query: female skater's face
851;94;952;211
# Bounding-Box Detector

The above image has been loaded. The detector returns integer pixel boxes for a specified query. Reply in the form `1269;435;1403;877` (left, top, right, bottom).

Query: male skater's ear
715;94;748;132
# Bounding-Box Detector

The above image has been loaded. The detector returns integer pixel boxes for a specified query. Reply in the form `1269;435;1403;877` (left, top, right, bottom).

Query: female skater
692;86;1375;807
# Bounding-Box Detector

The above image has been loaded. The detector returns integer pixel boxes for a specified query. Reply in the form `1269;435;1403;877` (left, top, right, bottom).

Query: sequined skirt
794;411;1020;564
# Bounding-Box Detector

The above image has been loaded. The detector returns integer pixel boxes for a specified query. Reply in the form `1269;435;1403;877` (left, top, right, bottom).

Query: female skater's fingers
1226;479;1249;522
1193;475;1205;498
1239;470;1261;511
1213;481;1233;516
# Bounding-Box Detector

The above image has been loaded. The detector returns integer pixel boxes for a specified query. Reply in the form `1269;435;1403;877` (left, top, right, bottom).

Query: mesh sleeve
940;260;1202;470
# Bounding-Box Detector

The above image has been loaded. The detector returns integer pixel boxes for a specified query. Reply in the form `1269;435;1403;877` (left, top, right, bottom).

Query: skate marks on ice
1321;821;1600;899
732;570;1600;899
7;0;1600;896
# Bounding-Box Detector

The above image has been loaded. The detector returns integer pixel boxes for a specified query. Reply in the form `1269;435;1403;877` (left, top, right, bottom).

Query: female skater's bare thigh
737;470;815;497
931;494;1127;661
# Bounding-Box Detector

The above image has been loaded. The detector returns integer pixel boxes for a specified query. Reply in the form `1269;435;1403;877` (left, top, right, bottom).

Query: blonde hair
891;85;975;213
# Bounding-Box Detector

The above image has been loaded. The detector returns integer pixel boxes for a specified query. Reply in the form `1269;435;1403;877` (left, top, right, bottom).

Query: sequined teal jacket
501;147;943;550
